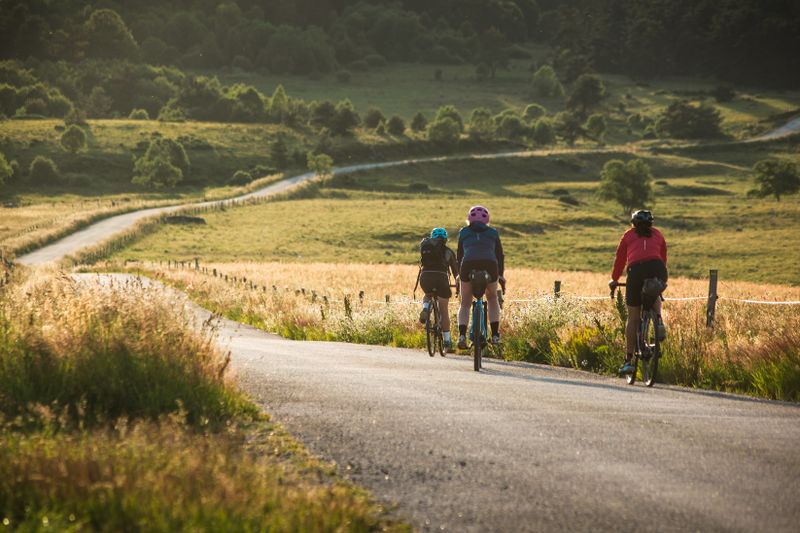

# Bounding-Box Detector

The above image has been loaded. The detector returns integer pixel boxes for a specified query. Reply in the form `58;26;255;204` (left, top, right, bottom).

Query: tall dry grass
124;260;800;401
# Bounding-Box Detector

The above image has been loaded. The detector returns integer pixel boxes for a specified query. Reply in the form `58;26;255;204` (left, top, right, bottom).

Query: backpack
419;237;447;271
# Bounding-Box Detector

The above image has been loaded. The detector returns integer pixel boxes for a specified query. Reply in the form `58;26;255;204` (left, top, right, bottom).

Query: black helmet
631;210;653;225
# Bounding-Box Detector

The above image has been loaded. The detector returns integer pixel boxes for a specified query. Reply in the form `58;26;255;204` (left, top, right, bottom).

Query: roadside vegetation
113;261;800;402
0;264;409;531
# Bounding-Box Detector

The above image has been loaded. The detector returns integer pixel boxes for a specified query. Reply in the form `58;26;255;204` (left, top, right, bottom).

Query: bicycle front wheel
425;305;435;357
472;301;483;371
434;302;445;357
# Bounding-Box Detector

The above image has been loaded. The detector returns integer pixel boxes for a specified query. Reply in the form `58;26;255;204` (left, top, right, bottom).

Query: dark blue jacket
457;222;504;275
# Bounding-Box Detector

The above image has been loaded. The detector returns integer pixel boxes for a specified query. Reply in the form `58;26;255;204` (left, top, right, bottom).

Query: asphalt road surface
78;275;800;533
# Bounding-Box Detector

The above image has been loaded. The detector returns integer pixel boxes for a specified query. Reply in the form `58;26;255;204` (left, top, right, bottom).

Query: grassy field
112;260;800;401
0;266;409;531
113;144;800;285
214;61;800;140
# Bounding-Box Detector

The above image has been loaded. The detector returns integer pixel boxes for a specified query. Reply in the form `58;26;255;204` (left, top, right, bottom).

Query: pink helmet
467;205;490;224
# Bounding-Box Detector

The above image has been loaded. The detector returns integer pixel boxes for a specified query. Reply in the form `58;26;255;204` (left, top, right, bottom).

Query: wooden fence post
194;258;199;270
385;294;390;305
554;280;561;299
706;269;719;328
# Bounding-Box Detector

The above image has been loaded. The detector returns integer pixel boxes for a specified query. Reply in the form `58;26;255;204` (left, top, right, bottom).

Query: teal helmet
431;227;448;240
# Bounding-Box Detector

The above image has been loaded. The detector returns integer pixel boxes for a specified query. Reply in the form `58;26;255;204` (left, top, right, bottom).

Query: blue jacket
457;222;504;274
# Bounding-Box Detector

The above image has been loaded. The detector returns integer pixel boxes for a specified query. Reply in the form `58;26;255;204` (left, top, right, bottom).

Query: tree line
1;1;797;86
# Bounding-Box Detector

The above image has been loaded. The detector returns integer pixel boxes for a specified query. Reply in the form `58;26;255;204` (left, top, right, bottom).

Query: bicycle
611;279;666;387
467;271;505;371
423;284;457;357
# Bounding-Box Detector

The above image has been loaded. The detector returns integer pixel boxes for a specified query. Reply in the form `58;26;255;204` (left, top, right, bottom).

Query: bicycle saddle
470;270;490;298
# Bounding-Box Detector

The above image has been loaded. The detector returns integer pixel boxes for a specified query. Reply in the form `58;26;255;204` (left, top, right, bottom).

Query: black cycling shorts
625;259;667;307
460;260;499;283
420;270;452;298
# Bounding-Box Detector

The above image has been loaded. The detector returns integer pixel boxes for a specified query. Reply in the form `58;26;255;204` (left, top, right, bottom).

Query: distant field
114;144;800;285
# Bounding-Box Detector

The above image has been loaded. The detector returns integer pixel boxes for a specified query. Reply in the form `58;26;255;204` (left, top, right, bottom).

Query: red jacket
612;227;667;281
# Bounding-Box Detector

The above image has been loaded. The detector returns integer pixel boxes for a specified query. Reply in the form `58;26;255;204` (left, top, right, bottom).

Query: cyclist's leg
625;306;641;354
438;297;451;332
457;279;471;348
486;280;501;340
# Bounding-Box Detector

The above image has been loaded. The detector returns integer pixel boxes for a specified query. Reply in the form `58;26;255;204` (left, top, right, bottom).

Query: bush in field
427;117;461;144
386;115;405;135
0;152;11;188
310;100;336;130
307;152;334;187
411;112;428;132
554;111;584;145
531;65;564;99
330;99;360;136
129;108;149;120
269;136;289;170
468;108;495;141
374;120;387;135
434;105;464;132
132;137;190;189
29;156;61;185
60;125;87;153
363;107;386;129
750;159;800;201
598;158;654;214
21;98;47;116
584;113;607;144
267;85;289;123
532;118;556;145
523;103;546;122
656;100;722;139
228;170;253;186
566;74;606;117
495;113;527;140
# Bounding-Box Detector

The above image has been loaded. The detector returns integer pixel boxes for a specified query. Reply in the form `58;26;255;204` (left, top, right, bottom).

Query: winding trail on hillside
17;112;799;266
77;274;800;533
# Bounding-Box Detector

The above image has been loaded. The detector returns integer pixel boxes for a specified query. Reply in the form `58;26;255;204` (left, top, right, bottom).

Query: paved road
79;274;800;533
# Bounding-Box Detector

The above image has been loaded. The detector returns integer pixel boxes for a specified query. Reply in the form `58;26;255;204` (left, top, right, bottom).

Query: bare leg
458;280;472;326
486;281;500;323
438;297;451;332
626;305;641;355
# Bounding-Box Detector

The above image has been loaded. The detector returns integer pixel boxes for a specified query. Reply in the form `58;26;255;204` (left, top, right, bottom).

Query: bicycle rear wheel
641;313;659;387
434;302;445;357
472;301;483;371
425;302;435;357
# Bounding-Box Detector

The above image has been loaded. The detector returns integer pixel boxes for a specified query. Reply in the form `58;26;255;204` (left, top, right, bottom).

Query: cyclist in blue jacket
456;205;505;349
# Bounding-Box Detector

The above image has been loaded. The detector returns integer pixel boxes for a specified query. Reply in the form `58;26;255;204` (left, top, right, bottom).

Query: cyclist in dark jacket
418;227;460;351
608;209;668;374
456;205;505;349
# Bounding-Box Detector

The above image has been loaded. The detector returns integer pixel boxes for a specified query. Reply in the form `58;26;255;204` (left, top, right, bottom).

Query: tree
567;74;606;117
60;125;87;153
86;86;113;118
270;136;289;170
468;108;495;141
427;117;461;145
363;107;386;129
0;152;11;188
584;114;607;144
496;113;527;140
598;159;654;214
387;115;405;135
268;85;289;123
85;9;139;60
330;99;360;136
655;101;722;139
307;152;334;188
751;160;800;201
411;112;428;132
434;105;464;132
310;100;336;130
132;137;190;189
228;170;253;186
29;156;61;185
523;103;546;122
554;111;584;145
531;65;564;99
474;27;511;79
532;118;555;145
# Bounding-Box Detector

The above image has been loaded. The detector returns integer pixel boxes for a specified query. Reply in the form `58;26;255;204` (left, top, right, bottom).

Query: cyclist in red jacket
608;210;668;374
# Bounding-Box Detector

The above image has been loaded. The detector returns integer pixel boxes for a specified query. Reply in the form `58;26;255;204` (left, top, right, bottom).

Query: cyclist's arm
495;236;505;277
446;248;459;280
611;234;628;281
457;235;464;265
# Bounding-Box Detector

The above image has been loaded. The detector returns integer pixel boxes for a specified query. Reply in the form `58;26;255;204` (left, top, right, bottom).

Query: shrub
566;74;606;116
0;152;11;187
22;98;47;116
386;115;405;135
330;99;360;136
228;170;253;186
269;136;289;170
598;158;654;214
554;111;584;145
531;65;564;98
523;103;546;122
375;120;387;135
655;100;722;139
427;117;461;144
434;105;464;132
468;108;495;141
310;100;336;130
60;124;87;153
29;156;61;185
584;113;607;143
496;113;527;140
363;107;386;129
132;137;190;189
410;112;428;132
532;118;556;145
750;159;800;201
129;108;150;120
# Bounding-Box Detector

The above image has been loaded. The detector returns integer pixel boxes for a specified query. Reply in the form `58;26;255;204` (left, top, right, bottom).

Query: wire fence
141;260;800;328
